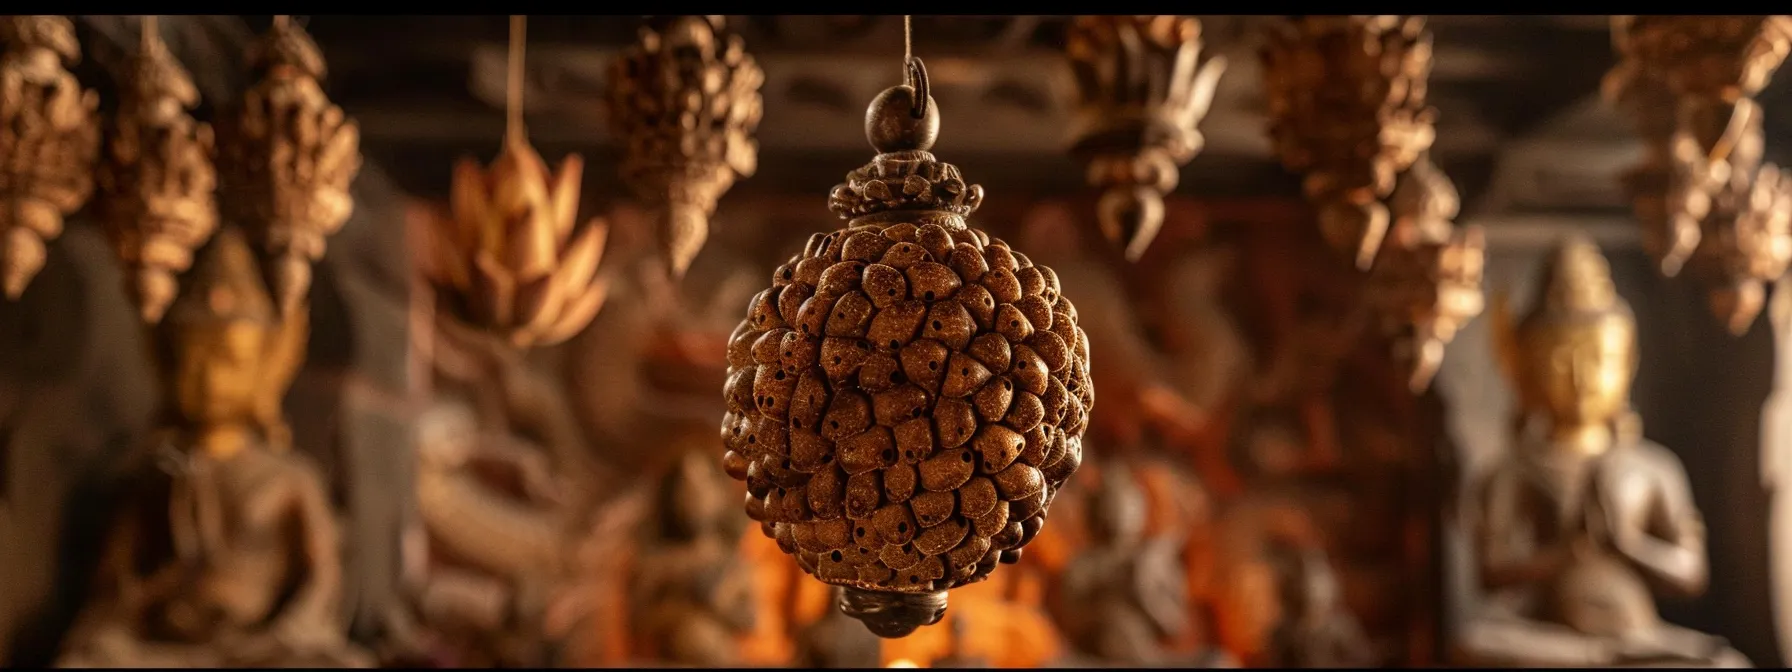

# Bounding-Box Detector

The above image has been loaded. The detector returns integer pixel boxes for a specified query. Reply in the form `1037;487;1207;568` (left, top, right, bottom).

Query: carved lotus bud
216;19;361;317
722;60;1090;639
0;15;100;299
98;26;219;323
429;135;611;348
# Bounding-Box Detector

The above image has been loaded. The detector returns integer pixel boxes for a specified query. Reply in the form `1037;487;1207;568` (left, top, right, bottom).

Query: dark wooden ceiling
67;15;1792;220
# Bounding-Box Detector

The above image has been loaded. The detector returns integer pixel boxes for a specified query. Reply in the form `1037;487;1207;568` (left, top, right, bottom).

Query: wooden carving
1260;15;1433;271
1065;15;1226;261
427;136;611;348
609;15;763;279
1366;156;1487;391
97;16;218;324
0;15;99;300
426;17;610;349
216;17;361;317
721;59;1092;638
1455;236;1746;667
1608;15;1792;333
1261;16;1483;391
55;229;370;668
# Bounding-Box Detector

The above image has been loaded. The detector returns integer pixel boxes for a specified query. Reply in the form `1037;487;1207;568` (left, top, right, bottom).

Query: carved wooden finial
723;52;1090;639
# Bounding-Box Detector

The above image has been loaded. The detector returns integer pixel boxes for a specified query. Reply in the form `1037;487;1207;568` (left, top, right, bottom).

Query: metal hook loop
906;56;930;120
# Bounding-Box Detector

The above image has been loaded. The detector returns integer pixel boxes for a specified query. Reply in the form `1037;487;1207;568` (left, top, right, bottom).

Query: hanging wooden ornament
425;15;611;348
1365;155;1486;391
97;16;219;324
1608;15;1792;334
1261;16;1482;392
216;15;361;317
0;15;100;300
1260;15;1434;271
721;47;1093;638
1604;22;1696;277
1065;15;1225;262
609;15;762;280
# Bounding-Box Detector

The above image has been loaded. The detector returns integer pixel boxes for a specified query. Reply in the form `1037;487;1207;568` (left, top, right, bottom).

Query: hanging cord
506;15;528;147
903;15;913;79
901;15;929;120
140;15;158;49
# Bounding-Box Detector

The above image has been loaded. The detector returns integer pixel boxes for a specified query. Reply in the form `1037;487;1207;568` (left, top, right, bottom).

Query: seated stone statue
1454;236;1747;668
629;450;758;666
55;229;371;668
1056;464;1201;666
1265;542;1376;668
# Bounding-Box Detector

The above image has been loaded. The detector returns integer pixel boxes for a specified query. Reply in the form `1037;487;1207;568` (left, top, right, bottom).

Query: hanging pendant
1608;15;1792;334
1261;15;1434;271
720;58;1092;638
429;132;612;348
1260;16;1482;391
0;15;100;300
216;17;361;317
97;17;219;324
1065;15;1225;262
610;15;763;279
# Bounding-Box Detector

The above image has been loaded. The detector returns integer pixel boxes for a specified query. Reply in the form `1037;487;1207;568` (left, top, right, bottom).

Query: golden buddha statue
55;228;370;668
1453;235;1746;668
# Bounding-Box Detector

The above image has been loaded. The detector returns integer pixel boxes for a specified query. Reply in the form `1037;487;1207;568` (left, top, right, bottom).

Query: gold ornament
98;16;219;324
0;15;100;299
609;15;763;279
1608;15;1792;333
216;16;361;317
721;57;1091;639
1261;15;1434;270
426;16;611;349
1065;15;1226;262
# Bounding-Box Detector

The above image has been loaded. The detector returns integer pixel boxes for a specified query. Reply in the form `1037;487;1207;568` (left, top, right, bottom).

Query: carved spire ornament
1607;15;1792;334
1261;16;1483;391
216;15;361;318
721;25;1092;639
425;15;611;348
1065;15;1226;262
0;15;100;300
609;15;763;279
97;16;219;324
1261;15;1434;271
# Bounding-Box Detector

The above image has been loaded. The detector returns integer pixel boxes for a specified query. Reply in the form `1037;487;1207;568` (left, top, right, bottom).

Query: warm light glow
887;659;920;668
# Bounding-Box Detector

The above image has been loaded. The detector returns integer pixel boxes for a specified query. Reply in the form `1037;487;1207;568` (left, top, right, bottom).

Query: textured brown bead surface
722;225;1090;595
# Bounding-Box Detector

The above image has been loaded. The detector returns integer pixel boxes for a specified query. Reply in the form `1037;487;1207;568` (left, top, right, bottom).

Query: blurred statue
1455;236;1748;668
630;450;757;665
933;613;991;668
388;295;614;667
794;587;882;668
1056;464;1193;665
55;229;370;668
1265;543;1376;668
